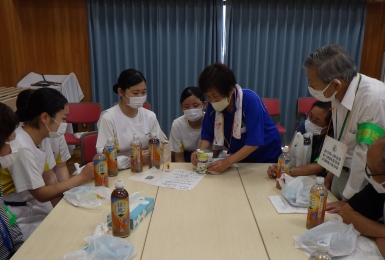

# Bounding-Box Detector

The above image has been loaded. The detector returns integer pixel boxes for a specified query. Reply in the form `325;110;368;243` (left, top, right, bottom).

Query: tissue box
107;197;155;230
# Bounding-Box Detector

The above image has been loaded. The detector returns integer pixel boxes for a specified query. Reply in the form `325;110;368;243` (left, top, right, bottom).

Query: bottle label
94;159;108;186
131;145;142;169
111;197;130;234
113;135;120;152
149;142;160;168
106;147;118;171
307;193;326;223
277;158;291;177
283;159;291;174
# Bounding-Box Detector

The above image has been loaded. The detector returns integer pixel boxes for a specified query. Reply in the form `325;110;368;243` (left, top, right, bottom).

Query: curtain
88;0;223;136
225;0;366;144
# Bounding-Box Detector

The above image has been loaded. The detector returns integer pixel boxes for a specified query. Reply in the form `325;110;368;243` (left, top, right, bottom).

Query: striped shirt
0;182;24;260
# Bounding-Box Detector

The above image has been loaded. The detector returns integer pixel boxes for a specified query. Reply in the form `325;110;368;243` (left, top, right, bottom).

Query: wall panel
360;2;385;79
0;0;92;102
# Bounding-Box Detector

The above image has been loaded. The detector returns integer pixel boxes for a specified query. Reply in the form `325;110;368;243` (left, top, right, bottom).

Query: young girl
2;88;94;240
169;87;206;162
0;103;24;258
15;89;72;207
97;69;164;158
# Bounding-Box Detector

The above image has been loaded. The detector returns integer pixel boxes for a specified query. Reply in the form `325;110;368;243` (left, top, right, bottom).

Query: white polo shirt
332;74;385;199
169;115;201;153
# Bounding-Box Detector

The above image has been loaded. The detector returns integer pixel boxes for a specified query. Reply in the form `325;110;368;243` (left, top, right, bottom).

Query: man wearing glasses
339;136;385;257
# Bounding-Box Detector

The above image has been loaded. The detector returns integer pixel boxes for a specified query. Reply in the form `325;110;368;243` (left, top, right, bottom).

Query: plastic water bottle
148;132;160;169
105;137;118;177
111;180;130;238
93;148;108;187
306;177;328;229
276;147;291;189
308;240;332;260
130;134;143;173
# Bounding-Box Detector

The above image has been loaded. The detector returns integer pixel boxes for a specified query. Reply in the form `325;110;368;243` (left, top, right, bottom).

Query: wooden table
11;163;336;260
238;163;337;260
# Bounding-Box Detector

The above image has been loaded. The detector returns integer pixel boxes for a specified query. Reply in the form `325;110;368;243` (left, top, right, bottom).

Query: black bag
31;74;62;87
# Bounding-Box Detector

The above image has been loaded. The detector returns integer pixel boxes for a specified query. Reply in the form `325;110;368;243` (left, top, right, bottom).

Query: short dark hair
26;88;68;129
0;103;19;149
198;63;237;97
15;89;34;122
311;101;332;124
180;86;205;104
113;69;146;94
303;44;357;83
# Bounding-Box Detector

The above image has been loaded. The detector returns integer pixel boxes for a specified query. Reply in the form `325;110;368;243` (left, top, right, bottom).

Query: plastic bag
290;132;313;168
279;174;315;207
63;186;111;209
61;235;136;260
294;215;360;257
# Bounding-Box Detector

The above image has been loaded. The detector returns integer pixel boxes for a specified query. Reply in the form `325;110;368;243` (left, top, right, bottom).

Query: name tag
317;135;347;177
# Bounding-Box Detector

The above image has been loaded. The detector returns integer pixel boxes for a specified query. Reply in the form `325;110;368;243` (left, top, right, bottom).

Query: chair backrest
298;97;317;115
142;102;151;110
261;98;280;116
80;131;98;165
66;103;102;124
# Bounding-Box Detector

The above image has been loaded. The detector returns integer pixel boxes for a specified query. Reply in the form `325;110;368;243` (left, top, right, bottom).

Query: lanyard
0;216;13;253
336;74;362;141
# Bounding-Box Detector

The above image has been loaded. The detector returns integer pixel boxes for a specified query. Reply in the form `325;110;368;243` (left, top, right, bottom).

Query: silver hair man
303;44;357;84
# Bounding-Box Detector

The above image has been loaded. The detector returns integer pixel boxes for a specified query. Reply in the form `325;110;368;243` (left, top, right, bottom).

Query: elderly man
303;44;385;205
339;136;385;257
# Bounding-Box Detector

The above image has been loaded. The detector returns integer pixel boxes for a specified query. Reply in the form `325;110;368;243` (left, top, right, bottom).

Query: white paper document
155;169;206;191
268;195;308;213
129;167;168;185
333;236;384;260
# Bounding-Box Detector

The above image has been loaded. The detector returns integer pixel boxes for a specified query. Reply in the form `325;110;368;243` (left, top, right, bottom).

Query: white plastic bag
290;132;313;168
63;186;111;209
61;235;136;260
279;174;315;207
294;215;360;257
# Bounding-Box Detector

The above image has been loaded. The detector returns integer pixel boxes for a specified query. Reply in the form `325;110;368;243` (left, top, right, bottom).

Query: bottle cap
316;240;330;252
282;147;289;153
107;137;113;142
96;148;103;154
316;176;325;185
115;180;124;189
133;134;138;139
303;133;310;138
151;131;156;138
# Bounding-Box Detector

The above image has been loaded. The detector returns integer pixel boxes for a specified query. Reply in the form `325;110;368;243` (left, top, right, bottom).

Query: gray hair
303;44;357;84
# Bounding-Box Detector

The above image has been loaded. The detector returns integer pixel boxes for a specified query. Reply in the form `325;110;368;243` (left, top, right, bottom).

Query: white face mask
304;119;326;136
46;118;68;139
0;140;19;168
211;96;231;112
308;80;338;102
124;93;147;109
365;174;385;194
184;108;203;122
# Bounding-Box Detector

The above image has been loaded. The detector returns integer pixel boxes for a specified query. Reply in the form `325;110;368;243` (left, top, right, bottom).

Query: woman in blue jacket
191;63;281;173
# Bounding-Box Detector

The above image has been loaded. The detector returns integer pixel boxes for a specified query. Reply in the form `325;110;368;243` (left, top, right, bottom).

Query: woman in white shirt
97;69;164;158
169;87;206;162
15;89;72;206
2;88;94;240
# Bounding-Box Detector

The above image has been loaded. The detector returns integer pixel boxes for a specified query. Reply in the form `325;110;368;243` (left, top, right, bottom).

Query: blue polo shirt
201;88;281;163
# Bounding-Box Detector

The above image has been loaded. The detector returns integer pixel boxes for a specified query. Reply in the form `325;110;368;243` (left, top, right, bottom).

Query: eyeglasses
306;112;326;128
365;164;385;178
